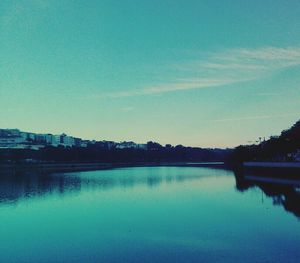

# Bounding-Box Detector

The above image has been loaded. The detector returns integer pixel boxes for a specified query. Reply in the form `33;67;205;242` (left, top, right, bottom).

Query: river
0;166;299;262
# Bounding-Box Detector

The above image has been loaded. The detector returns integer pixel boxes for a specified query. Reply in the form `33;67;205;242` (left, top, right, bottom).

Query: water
0;166;299;263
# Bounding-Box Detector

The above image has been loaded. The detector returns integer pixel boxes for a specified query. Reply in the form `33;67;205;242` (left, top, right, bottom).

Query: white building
63;135;75;147
116;141;138;149
0;136;25;148
137;144;147;150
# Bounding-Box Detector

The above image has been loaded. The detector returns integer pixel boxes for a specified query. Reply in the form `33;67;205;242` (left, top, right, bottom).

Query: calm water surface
0;166;299;263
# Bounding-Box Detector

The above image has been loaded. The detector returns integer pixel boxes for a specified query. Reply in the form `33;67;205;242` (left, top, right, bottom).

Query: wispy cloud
257;92;281;96
97;77;244;99
93;46;300;99
211;112;300;123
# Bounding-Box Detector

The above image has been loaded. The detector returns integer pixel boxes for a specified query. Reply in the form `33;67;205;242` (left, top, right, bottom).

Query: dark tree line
0;141;231;164
230;119;300;165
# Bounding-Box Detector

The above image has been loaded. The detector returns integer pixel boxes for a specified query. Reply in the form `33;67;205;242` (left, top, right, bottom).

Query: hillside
231;119;300;163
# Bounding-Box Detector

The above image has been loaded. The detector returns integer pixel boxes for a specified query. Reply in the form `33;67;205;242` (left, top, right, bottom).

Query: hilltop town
0;128;147;151
0;128;230;164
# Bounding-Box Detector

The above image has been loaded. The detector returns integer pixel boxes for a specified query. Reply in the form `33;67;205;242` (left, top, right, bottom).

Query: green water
0;166;299;262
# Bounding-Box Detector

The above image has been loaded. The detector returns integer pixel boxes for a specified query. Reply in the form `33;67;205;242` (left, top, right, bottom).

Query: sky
1;0;300;148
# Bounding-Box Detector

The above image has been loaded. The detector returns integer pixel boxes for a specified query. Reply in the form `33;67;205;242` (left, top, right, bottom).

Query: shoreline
242;161;300;178
244;162;300;168
0;162;226;174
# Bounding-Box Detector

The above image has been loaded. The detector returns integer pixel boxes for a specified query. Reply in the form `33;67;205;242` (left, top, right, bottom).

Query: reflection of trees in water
0;170;205;205
4;168;298;219
0;171;82;204
234;171;300;219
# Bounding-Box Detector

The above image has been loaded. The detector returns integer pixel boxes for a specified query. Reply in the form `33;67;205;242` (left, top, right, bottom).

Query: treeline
230;119;300;164
0;142;232;164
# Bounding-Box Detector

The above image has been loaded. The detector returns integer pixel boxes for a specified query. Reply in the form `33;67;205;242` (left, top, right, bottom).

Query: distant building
45;134;54;145
137;144;147;150
74;138;82;147
51;134;75;147
80;140;89;148
20;132;29;141
0;129;21;137
63;135;75;147
0;136;24;148
0;128;148;151
27;133;36;141
35;134;47;144
100;141;116;150
116;141;141;149
0;129;27;149
53;135;63;146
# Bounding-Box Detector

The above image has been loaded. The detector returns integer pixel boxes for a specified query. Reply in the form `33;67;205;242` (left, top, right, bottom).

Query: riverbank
0;162;226;174
244;162;300;168
243;161;300;178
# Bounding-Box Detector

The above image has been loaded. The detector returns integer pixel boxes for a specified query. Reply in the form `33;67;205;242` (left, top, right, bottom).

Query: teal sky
1;0;300;147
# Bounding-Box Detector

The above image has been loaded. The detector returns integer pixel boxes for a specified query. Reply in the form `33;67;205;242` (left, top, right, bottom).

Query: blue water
0;166;299;263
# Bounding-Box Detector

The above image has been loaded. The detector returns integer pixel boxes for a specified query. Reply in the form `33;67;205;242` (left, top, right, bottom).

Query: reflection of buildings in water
0;171;82;204
4;168;298;220
0;170;207;205
234;171;300;219
0;170;134;204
